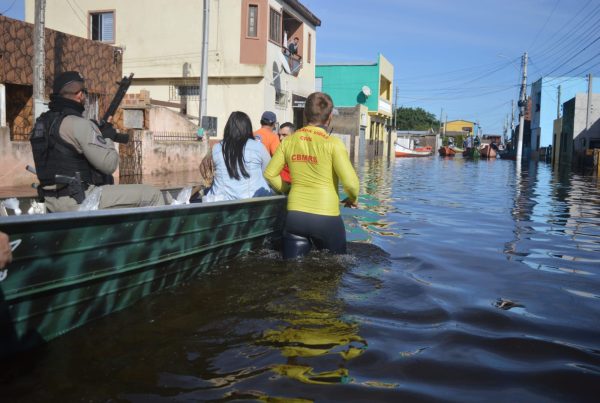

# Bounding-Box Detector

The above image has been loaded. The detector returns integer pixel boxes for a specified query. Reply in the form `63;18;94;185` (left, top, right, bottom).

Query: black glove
99;122;118;141
99;122;130;144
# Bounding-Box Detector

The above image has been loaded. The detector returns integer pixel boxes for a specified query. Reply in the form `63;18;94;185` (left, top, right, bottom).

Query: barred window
178;86;200;97
248;5;258;37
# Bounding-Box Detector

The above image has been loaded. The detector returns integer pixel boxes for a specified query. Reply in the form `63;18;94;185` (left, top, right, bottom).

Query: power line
546;53;600;84
529;0;561;49
0;0;18;15
532;3;600;68
543;34;600;77
65;0;88;31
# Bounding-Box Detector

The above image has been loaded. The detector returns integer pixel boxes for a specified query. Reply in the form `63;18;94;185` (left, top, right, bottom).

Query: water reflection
506;161;600;283
3;156;600;401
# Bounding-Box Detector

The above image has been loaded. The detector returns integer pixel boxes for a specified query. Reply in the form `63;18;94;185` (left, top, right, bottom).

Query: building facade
0;15;122;140
315;54;394;157
444;120;475;136
555;93;600;168
530;76;600;153
26;0;321;136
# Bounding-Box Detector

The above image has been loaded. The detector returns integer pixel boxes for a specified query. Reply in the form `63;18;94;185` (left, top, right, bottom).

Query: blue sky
301;0;600;135
2;0;599;135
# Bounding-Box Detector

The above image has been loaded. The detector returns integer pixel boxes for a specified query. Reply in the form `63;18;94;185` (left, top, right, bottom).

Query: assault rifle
97;73;134;144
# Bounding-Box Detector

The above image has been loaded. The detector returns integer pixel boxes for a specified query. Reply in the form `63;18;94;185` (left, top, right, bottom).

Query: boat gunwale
0;195;287;225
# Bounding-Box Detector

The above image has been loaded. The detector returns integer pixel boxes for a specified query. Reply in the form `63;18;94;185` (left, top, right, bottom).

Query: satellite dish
362;86;371;97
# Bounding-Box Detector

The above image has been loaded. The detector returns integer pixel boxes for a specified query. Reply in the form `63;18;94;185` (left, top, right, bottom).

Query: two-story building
315;54;394;157
25;0;321;136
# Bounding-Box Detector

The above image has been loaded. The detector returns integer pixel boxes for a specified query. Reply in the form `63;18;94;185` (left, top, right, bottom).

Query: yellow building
26;0;321;136
444;120;475;135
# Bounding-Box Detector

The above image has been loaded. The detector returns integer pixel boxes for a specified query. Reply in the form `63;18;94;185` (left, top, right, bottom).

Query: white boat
395;143;433;157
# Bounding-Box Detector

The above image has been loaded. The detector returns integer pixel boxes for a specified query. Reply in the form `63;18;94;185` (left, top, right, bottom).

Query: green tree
394;107;440;131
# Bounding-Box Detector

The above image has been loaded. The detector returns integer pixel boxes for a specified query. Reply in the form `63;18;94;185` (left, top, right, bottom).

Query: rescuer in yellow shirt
264;92;359;259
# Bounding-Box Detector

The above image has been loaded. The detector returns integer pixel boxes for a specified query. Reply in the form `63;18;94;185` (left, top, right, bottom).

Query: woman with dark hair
204;112;273;201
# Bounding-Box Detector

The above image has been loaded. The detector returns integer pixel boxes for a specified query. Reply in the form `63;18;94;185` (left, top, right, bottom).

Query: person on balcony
288;37;300;57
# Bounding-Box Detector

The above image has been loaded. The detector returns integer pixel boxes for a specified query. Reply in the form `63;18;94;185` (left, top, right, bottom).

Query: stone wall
0;15;122;140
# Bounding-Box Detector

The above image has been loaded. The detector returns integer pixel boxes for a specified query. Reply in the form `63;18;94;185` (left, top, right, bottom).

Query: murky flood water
2;157;599;402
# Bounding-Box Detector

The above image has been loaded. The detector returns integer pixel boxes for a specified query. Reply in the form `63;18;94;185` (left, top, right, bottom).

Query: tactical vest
29;111;108;188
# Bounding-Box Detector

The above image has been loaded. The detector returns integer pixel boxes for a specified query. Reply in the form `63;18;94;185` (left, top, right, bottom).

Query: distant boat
438;146;456;156
479;144;498;159
395;143;433;157
498;148;516;160
463;147;481;159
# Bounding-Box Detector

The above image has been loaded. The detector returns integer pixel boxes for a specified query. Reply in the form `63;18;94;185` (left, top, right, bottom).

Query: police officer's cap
53;71;85;94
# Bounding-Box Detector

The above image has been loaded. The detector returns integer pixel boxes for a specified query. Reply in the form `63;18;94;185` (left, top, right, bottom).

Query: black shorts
284;210;347;254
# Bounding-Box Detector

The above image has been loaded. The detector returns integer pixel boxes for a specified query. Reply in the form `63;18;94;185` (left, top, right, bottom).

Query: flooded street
3;157;600;402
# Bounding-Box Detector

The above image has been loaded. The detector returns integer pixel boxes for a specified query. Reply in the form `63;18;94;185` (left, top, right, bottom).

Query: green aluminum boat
0;196;286;358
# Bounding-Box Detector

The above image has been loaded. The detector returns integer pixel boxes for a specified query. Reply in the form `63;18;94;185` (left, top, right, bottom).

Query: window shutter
101;12;114;42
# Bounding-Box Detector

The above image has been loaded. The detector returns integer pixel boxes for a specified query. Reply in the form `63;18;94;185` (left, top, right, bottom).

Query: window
90;11;114;42
178;86;200;97
247;5;258;37
269;8;281;44
169;85;200;101
315;77;322;92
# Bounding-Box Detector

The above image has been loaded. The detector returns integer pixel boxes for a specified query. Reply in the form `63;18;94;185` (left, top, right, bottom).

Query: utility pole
557;85;561;118
585;74;593;131
510;99;515;143
439;107;443;134
393;86;399;130
444;114;447;135
198;0;210;128
33;0;46;120
516;52;528;163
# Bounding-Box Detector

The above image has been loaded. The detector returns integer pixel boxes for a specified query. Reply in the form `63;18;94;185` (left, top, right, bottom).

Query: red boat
438;146;456;156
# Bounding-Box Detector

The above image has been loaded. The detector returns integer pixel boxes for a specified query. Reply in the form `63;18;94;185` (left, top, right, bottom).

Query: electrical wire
65;0;88;30
529;0;561;49
0;0;18;15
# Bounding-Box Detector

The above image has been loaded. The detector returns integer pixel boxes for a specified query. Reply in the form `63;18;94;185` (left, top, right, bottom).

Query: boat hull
463;147;481;159
438;146;456;156
0;196;286;357
395;144;432;157
479;144;498;159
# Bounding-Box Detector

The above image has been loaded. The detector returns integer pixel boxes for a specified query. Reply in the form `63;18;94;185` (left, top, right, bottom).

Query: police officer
30;71;165;212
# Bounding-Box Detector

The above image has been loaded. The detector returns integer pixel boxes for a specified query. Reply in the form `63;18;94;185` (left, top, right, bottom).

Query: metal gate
119;130;142;184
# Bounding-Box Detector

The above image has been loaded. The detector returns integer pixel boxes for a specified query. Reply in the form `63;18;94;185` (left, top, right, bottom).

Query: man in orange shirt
254;111;280;156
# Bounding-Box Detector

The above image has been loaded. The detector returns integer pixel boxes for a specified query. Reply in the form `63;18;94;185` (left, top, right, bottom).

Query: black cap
53;71;85;94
